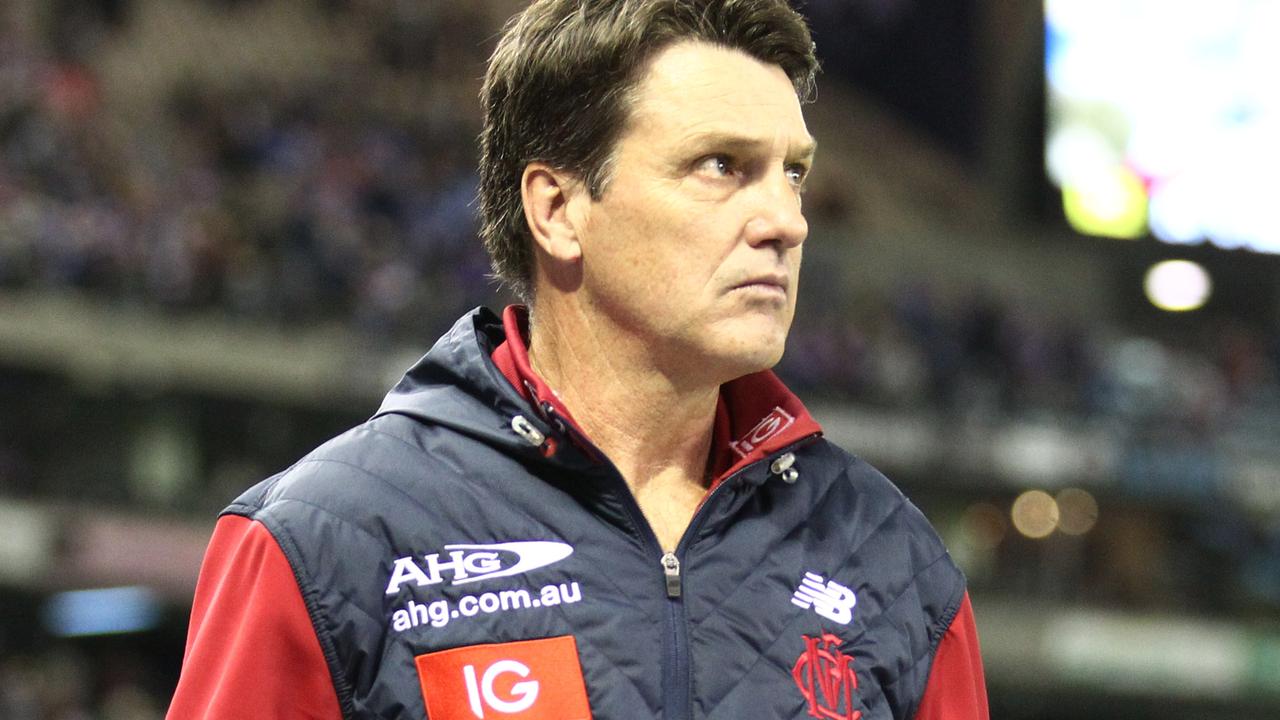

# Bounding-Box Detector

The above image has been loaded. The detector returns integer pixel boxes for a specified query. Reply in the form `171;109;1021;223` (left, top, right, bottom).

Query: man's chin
696;324;790;380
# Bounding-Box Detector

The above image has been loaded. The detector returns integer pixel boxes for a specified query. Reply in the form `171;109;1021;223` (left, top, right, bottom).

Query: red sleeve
914;592;989;720
166;515;343;720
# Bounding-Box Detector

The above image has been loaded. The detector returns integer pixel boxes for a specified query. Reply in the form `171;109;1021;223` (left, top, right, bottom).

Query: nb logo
791;572;857;625
463;659;539;717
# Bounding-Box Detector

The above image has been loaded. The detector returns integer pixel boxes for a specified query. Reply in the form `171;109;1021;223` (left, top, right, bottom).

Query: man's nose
743;169;808;250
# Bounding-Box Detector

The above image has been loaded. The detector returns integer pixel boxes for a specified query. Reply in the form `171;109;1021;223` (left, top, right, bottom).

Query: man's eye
785;164;809;189
695;155;734;178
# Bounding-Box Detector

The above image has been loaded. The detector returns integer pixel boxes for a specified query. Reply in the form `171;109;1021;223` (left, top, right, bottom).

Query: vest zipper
662;552;682;597
537;401;816;720
661;436;818;720
661;476;735;720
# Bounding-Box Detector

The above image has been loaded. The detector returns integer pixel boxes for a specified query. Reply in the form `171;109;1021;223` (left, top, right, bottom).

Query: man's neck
526;304;720;496
526;302;720;551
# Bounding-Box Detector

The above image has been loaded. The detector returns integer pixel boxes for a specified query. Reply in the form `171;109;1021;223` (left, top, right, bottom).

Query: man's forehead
626;42;812;149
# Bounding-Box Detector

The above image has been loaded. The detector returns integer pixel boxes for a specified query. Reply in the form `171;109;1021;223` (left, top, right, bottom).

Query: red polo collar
491;305;821;486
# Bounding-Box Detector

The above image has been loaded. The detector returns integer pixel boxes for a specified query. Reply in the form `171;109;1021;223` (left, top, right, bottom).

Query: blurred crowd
4;0;1277;436
1;0;498;339
5;0;1274;438
0;651;164;720
782;281;1280;435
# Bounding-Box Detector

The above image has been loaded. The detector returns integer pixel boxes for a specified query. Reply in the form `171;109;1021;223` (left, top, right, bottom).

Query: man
168;1;988;718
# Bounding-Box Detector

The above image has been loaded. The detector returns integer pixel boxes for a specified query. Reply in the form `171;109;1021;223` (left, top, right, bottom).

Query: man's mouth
732;273;789;298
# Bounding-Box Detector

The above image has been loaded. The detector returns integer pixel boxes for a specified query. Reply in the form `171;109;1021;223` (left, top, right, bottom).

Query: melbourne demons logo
792;632;862;720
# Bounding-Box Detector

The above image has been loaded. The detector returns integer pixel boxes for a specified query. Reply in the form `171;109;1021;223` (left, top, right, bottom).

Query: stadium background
1;0;1277;717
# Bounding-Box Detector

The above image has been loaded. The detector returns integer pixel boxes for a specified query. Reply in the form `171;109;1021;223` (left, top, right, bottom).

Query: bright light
1055;488;1100;536
1144;260;1212;312
1046;0;1280;254
1011;490;1061;540
1061;165;1148;239
960;502;1008;550
1046;124;1119;187
42;586;162;637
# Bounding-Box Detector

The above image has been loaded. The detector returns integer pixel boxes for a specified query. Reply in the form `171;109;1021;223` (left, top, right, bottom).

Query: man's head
479;0;818;302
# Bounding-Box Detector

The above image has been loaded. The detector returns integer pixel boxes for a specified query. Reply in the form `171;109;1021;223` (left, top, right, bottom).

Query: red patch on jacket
415;636;592;719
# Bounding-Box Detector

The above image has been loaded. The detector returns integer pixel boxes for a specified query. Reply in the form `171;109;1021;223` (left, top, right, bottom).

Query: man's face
569;40;814;383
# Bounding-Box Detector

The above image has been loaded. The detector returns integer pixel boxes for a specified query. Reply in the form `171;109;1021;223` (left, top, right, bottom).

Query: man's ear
521;163;586;264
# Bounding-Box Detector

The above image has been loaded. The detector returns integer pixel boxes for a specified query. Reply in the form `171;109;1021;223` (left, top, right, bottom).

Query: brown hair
478;0;818;300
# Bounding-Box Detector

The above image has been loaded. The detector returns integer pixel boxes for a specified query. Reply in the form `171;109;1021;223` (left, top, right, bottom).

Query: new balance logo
791;572;857;625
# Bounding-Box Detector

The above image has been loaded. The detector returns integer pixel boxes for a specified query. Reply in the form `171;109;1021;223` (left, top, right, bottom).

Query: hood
373;307;553;458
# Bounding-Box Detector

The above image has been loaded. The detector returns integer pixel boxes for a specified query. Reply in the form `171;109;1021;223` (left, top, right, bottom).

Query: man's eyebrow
678;131;818;162
793;138;818;163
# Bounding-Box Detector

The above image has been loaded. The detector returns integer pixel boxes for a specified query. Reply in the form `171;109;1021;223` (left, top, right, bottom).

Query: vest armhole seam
256;516;359;719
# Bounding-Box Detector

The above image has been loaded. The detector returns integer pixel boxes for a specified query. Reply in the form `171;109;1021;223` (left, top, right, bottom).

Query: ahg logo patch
416;636;592;720
386;541;573;595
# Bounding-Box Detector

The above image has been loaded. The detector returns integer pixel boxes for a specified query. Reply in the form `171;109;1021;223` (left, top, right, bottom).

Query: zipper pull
510;415;546;447
770;452;799;484
661;552;681;598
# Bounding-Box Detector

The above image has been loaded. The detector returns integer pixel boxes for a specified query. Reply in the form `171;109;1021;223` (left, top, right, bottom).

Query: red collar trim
709;371;821;484
489;305;822;482
490;305;584;458
492;305;578;422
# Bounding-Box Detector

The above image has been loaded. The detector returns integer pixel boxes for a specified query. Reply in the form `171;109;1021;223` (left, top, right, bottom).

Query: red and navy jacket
168;307;988;720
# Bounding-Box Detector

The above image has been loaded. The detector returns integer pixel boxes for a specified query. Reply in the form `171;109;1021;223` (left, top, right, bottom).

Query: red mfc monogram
792;632;863;720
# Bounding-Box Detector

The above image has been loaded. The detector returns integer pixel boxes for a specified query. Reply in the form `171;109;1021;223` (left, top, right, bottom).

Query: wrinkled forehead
623;41;814;157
